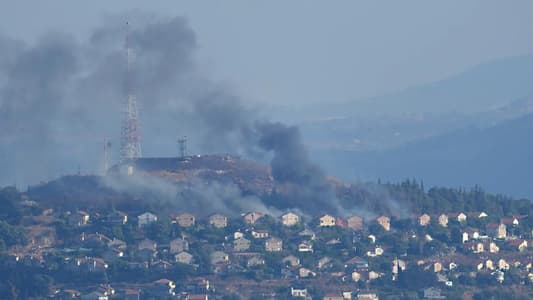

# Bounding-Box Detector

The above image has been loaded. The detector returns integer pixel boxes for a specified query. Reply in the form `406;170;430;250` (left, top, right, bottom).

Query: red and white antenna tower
120;21;142;162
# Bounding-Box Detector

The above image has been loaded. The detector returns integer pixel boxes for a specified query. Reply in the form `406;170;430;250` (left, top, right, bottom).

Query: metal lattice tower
178;136;187;158
120;22;142;162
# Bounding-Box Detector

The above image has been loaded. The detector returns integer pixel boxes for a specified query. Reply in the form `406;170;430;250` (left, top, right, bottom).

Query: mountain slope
316;113;533;198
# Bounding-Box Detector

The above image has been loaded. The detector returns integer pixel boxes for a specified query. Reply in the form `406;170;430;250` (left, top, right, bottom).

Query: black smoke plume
0;14;339;215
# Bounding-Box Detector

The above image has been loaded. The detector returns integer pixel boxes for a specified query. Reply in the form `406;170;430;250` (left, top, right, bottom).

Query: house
422;287;445;299
462;232;469;243
233;237;251;252
208;214;228;228
433;262;443;273
298;228;316;240
106;211;128;225
138;239;157;251
282;255;300;267
247;255;265;267
68;210;90;226
347;215;364;231
319;214;336;227
351;271;366;282
345;257;369;271
368;271;382;281
281;212;300;226
376;216;390;231
438;214;448;227
291;286;307;298
489;242;500;253
77;257;108;273
473;242;484;253
102;248;124;261
448;212;467;223
367;246;384;257
176;213;196;227
265;237;283;252
469;212;489;219
251;230;270;239
80;291;108;300
175;251;194;265
151;260;173;272
392;259;406;275
146;279;175;298
501;217;520;226
299;267;316;278
358;292;379;300
234;231;244;240
323;294;344;300
170;238;189;254
498;259;510;271
243;212;264;224
317;256;332;270
418;214;431;226
298;240;313;253
485;259;494;270
486;223;506;239
137;212;158;227
108;238;127;250
466;228;480;240
210;251;229;264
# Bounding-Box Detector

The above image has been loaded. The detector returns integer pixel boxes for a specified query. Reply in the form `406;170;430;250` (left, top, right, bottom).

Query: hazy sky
1;1;533;108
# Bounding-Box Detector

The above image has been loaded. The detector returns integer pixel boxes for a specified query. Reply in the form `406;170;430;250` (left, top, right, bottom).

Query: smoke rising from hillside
0;14;341;215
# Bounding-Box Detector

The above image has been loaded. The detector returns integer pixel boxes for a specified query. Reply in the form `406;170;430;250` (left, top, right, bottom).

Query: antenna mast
178;136;187;159
120;21;142;162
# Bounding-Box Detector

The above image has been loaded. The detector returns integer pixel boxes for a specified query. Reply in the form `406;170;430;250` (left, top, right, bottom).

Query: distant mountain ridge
316;112;533;199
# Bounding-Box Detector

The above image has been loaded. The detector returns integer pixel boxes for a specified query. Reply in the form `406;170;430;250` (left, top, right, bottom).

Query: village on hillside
3;188;533;300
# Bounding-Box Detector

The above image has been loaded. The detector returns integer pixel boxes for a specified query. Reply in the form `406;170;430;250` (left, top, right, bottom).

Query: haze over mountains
294;54;533;199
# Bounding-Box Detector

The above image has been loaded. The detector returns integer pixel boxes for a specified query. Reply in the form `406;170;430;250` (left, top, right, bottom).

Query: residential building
233;237;251;252
281;212;300;226
247;255;265;267
438;214;448;227
448;212;467;223
138;239;157;251
68;210;90;226
299;267;316;278
210;251;229;265
418;214;431;226
298;241;313;253
291;286;307;298
137;212;158;227
358;292;379;300
176;213;196;227
170;238;189;254
265;237;283;252
282;255;300;267
243;212;264;224
175;251;194;265
208;214;228;228
376;216;390;231
319;214;336;227
252;230;270;239
323;294;344;300
106;211;128;225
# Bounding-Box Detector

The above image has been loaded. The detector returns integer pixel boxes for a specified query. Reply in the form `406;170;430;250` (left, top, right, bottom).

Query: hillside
316;113;533;199
299;53;533;119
